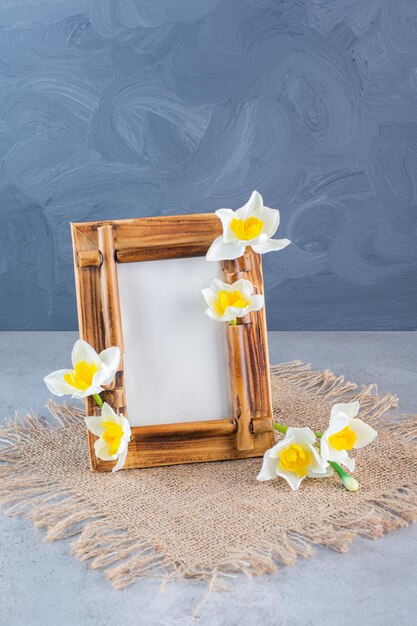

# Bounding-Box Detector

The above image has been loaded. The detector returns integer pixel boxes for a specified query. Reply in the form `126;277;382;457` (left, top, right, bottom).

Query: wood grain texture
74;214;222;262
97;225;124;351
130;419;236;439
222;251;274;423
77;250;102;268
226;324;254;451
71;215;275;471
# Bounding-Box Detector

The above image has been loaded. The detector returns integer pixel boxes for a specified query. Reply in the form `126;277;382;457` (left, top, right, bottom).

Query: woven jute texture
1;361;417;591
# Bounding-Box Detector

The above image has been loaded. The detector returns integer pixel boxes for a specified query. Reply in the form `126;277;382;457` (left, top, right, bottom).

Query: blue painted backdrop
0;0;416;330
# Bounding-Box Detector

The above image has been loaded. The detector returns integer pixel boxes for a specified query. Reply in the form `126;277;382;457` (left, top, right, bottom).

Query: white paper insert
117;256;232;426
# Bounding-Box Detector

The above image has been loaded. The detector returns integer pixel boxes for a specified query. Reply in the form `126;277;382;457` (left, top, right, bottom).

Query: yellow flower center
101;421;123;456
230;216;264;241
328;426;357;451
213;290;250;316
279;444;312;477
63;360;99;391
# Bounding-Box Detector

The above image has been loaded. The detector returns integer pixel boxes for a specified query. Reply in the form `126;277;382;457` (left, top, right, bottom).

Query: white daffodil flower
44;339;120;400
320;401;378;473
202;278;264;323
257;427;331;491
85;403;131;472
206;190;291;261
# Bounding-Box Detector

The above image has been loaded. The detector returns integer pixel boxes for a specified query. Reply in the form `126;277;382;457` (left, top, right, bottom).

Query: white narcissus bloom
206;190;291;261
85;403;131;472
257;427;331;491
320;401;377;472
44;339;120;399
202;278;264;322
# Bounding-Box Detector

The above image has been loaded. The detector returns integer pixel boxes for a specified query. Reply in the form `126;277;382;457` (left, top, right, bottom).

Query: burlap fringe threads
0;360;417;591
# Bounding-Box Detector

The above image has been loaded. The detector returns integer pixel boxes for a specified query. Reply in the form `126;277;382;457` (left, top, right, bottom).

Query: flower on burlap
206;190;291;261
320;401;378;472
85;403;131;472
257;427;331;491
44;339;120;399
202;278;264;323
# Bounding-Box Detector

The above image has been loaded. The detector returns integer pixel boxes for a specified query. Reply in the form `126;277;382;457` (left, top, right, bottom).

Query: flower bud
342;474;359;492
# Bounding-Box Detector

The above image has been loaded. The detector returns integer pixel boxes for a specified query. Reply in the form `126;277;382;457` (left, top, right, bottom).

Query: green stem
273;423;288;434
229;318;237;326
274;422;323;438
330;461;359;492
329;461;349;479
93;393;103;407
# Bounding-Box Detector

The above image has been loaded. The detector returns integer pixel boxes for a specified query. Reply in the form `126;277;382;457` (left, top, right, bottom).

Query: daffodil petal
268;435;295;458
205;308;235;322
321;435;355;472
98;347;120;383
286;427;316;446
255;205;280;237
330;448;355;472
206;236;245;261
308;464;334;478
210;278;228;294
231;279;254;297
308;442;329;471
92;368;111;387
350;417;378;449
277;468;304;491
43;369;76;396
204;308;222;321
72;385;103;399
249;294;265;311
215;208;237;243
215;208;235;223
122;420;131;442
320;437;331;464
94;437;115;461
236;190;263;220
225;305;250;318
201;288;217;309
256;450;278;481
330;401;360;420
85;416;106;437
252;238;291;254
112;447;128;473
71;339;101;369
326;413;349;437
253;232;269;244
100;402;118;420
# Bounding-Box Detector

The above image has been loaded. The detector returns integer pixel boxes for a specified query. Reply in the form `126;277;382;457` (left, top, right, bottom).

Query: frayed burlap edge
0;360;416;593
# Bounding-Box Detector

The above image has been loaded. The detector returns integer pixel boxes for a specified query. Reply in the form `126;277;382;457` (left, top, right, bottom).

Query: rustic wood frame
71;214;275;471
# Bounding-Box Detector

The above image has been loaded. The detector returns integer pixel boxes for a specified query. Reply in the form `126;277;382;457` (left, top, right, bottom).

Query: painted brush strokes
0;0;416;330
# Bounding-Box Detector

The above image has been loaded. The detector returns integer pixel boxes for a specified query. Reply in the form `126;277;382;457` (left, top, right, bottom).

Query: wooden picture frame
71;214;275;471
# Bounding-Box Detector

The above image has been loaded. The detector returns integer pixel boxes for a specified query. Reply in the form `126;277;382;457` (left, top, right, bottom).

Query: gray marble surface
0;331;416;626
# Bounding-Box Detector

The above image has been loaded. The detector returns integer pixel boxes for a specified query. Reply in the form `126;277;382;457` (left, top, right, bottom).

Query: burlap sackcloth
1;361;416;590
